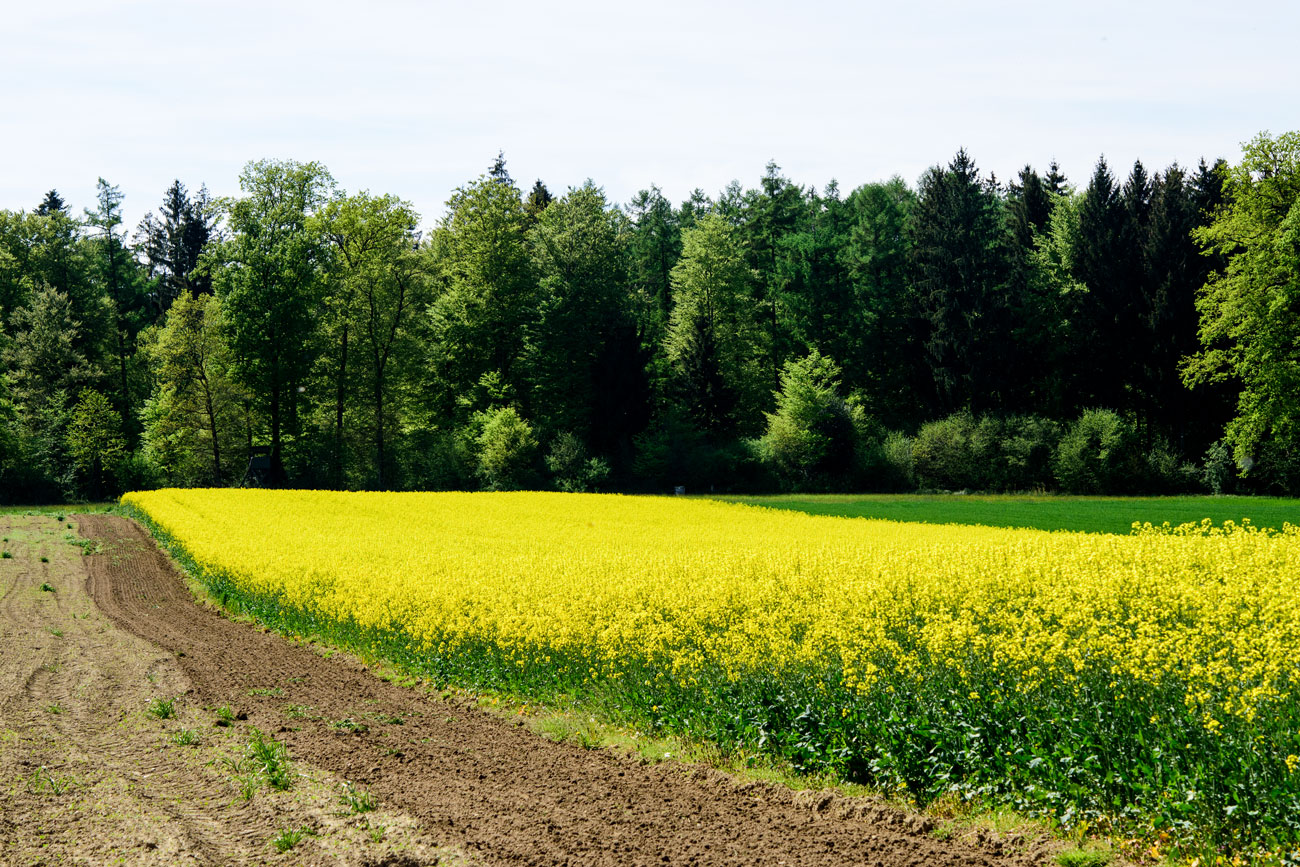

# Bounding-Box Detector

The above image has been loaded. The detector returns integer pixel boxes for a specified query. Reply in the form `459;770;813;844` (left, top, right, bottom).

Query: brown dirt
6;513;1059;866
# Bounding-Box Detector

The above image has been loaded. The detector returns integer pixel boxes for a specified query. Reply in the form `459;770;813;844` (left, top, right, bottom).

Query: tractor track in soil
3;513;1057;866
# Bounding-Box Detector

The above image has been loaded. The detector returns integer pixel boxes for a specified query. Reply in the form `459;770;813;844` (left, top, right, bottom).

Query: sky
2;0;1296;232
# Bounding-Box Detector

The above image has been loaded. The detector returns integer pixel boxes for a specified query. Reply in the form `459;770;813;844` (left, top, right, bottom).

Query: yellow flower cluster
123;490;1300;722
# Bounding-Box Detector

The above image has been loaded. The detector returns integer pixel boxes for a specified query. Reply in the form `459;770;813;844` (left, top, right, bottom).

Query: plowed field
0;513;1055;866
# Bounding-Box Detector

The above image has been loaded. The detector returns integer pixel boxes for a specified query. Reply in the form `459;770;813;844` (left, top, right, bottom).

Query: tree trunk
200;374;222;482
374;372;384;489
269;362;284;485
335;324;348;488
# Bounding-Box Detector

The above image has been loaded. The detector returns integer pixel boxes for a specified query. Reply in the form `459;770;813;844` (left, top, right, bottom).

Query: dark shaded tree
909;150;1019;414
84;178;148;442
523;180;553;221
136;180;218;317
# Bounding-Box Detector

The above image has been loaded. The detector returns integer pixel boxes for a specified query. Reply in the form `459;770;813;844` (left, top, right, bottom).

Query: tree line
1;132;1297;502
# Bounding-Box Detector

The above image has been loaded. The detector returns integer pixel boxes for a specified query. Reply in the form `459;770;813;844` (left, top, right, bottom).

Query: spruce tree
909;150;1019;414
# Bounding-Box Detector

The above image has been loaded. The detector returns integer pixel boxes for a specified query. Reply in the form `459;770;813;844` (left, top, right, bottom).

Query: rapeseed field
123;489;1300;859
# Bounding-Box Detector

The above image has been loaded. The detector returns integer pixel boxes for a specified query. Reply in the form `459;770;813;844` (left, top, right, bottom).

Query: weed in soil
247;728;294;791
39;582;55;592
27;767;75;796
171;728;199;746
271;826;314;853
339;782;376;814
330;717;368;733
283;703;317;720
1055;847;1113;867
147;697;176;719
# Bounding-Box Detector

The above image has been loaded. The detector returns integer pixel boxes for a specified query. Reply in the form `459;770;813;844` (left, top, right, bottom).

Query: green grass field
715;493;1300;534
0;503;114;516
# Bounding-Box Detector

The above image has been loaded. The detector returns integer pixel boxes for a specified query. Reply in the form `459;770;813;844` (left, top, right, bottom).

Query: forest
1;131;1297;502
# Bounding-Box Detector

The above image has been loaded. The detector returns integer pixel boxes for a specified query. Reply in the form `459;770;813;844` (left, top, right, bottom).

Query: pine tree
909;150;1019;414
136;180;218;317
35;190;66;216
84;178;147;443
1007;166;1053;248
523;180;553;220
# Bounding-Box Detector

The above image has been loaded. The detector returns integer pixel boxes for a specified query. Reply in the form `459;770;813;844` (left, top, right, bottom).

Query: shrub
911;411;982;490
114;450;163;494
995;415;1061;491
911;413;1062;492
633;408;758;492
545;432;610;493
1054;409;1141;494
1202;439;1236;495
473;407;539;491
878;431;916;490
1143;438;1204;494
398;428;475;491
757;351;862;491
65;389;126;499
1243;437;1300;497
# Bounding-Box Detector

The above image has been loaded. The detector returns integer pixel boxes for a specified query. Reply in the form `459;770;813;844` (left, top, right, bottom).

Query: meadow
713;493;1300;535
123;489;1300;861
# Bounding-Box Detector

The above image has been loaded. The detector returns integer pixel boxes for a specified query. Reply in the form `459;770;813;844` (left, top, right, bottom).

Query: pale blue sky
3;0;1296;231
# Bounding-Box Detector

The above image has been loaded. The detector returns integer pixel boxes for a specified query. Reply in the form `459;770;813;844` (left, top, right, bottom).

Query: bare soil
1;513;1057;866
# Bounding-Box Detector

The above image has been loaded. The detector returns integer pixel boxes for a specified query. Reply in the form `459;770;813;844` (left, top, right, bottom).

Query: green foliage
84;177;149;439
625;184;681;344
911;411;984;490
207;159;336;481
397;428;475;490
1055;847;1112;867
545;432;609;493
425;162;536;426
322;192;426;488
339;782;376;814
138;291;246;486
839;178;918;426
875;431;916;491
666;213;765;436
271;827;312;853
171;728;199;746
1054;409;1140;494
907;413;1063;493
136;180;216;313
524;182;629;439
910;150;1019;414
1202;439;1236;495
65;389;126;498
633;407;758;492
1184;131;1300;480
757;350;862;490
2;142;1287;498
246;728;294;791
147;696;176;719
3;287;96;497
473;406;538;491
1142;438;1203;494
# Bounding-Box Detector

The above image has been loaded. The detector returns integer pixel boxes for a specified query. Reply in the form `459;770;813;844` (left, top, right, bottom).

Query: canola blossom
123;489;1300;853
